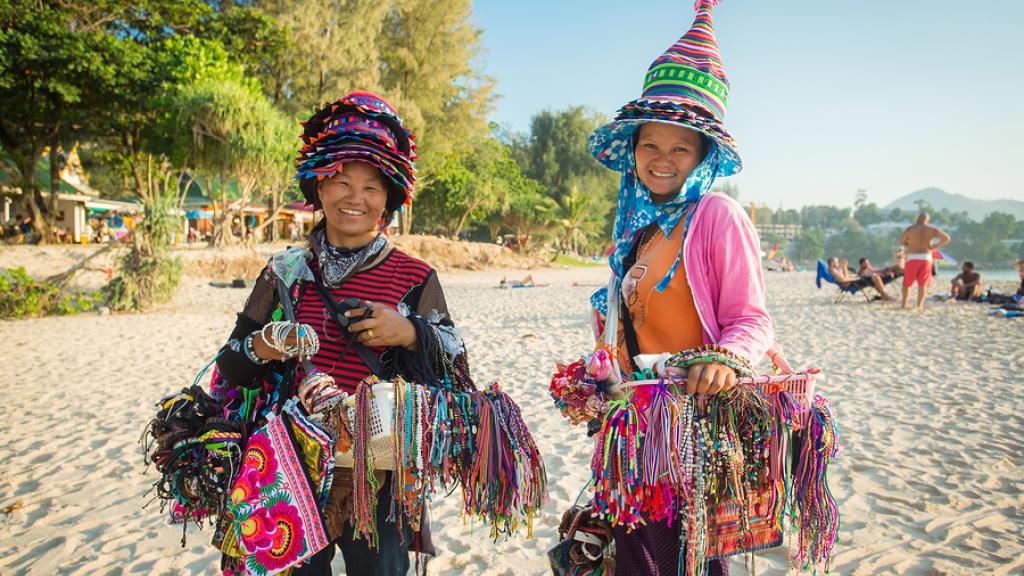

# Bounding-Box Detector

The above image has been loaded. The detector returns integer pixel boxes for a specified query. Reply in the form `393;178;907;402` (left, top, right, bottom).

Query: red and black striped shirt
294;248;433;392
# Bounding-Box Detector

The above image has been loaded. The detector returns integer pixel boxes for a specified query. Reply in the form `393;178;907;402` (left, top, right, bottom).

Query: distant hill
884;187;1024;221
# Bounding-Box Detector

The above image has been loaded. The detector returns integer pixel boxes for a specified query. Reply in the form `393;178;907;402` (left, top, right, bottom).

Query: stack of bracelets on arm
263;321;321;361
243;321;321;365
665;344;755;379
300;372;345;414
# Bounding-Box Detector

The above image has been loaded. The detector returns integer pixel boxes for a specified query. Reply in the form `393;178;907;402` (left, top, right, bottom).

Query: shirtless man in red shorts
899;212;951;310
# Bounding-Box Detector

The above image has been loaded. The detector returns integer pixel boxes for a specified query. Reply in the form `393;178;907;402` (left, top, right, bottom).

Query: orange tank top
616;224;704;369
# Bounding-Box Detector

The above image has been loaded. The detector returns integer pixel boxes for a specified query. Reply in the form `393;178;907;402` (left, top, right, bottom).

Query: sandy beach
1;260;1022;575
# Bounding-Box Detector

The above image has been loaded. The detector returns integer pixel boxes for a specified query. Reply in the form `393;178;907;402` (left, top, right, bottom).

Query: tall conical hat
589;0;740;176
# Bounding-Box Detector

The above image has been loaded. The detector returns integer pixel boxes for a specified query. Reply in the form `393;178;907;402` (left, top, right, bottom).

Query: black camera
334;297;373;330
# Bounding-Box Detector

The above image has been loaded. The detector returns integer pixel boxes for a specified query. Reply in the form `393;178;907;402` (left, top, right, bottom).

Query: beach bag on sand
219;399;333;576
548;485;615;576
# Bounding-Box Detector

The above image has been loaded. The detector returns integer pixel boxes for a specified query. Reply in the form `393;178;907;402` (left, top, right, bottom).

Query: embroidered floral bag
220;400;334;576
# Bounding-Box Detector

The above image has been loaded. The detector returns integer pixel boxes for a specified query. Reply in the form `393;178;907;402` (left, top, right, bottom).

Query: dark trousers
292;475;413;576
613;520;730;576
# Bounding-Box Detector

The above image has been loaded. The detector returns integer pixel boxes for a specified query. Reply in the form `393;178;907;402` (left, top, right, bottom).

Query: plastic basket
612;372;821;409
335;382;396;470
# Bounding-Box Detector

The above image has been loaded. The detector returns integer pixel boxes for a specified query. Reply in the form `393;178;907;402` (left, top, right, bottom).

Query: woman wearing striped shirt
215;92;472;576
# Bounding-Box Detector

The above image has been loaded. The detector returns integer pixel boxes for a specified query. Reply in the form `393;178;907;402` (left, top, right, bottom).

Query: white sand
1;265;1022;575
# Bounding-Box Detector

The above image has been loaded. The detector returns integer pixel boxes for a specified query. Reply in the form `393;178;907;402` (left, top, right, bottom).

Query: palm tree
548;178;609;261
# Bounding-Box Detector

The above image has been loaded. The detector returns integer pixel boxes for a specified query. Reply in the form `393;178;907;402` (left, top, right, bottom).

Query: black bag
547;485;615;576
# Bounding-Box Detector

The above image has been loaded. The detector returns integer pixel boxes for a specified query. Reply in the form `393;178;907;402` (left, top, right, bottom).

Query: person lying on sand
499;274;549;288
980;262;1023;305
950;261;983;301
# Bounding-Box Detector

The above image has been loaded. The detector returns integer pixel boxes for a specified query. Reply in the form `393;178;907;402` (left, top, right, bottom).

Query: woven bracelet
665;346;754;378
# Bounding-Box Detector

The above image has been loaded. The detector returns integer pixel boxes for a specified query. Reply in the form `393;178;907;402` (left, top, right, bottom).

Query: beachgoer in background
1018;260;1024;297
18;214;32;235
880;249;905;281
900;212;951;310
829;257;895;300
216;92;474;576
857;258;878;279
499;274;543;288
585;3;772;573
950;261;983;301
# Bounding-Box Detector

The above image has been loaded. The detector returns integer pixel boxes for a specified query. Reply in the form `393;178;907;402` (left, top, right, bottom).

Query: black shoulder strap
309;273;384;375
618;226;650;368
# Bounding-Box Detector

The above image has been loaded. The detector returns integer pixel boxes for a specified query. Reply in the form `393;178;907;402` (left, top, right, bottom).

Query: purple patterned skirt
613;520;729;576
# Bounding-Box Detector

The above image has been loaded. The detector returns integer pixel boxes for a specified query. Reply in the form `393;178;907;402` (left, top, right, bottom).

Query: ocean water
935;268;1020;282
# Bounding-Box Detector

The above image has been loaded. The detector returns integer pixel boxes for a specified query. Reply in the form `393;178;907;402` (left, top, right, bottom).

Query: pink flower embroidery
241;433;277;485
254;501;306;571
230;468;262;506
238;505;276;552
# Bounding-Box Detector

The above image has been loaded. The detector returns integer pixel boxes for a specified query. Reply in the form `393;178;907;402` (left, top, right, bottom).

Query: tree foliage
949;212;1021;264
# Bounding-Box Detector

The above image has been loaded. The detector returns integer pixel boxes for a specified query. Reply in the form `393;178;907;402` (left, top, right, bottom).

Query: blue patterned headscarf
590;134;722;314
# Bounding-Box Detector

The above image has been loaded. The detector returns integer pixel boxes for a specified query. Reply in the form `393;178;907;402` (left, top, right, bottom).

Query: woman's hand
664;361;737;396
346;301;417;350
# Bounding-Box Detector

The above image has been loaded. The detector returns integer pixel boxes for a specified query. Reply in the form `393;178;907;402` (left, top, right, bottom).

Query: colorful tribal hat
589;0;741;176
295;91;418;210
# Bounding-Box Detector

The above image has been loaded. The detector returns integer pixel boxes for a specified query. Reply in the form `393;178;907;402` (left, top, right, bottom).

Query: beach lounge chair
816;259;872;303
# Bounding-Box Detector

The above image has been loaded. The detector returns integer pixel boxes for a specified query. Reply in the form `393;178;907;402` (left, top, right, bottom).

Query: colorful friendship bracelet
665;344;755;378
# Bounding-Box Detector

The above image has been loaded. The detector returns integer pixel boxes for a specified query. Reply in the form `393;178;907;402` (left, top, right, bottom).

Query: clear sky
471;0;1024;209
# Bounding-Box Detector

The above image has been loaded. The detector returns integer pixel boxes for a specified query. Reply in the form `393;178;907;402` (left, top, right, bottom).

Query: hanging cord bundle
791;395;840;570
641;381;693;523
343;376;546;548
591;396;647;529
388;378;431;536
350;379;381;547
142;372;244;546
463;382;547;539
680;385;774;575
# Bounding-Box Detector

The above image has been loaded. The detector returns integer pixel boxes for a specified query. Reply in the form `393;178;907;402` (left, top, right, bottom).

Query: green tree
547;174;614;259
791;228;825;263
380;0;494;166
825;225;900;266
0;0;148;241
415;135;523;239
251;0;388;113
949;211;1019;265
171;76;295;246
715;180;740;200
854;202;883;227
520;107;611;201
491;179;555;253
800;205;851;230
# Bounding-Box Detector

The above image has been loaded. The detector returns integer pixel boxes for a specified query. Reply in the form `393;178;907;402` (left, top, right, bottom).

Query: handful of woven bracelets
664;345;754;379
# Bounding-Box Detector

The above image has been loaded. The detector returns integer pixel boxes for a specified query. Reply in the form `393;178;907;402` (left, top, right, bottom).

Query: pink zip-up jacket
683;192;774;364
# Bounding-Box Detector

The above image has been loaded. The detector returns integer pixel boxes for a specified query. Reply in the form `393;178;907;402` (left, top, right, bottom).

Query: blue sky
471;0;1024;209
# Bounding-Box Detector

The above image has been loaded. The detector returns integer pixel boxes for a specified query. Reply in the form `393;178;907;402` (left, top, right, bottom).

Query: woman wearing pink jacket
586;1;772;573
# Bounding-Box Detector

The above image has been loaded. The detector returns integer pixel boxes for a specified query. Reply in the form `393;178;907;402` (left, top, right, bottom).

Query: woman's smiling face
317;161;387;247
634;122;705;203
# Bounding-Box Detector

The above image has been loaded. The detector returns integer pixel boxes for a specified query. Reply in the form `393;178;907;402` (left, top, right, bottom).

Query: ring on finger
366;328;374;340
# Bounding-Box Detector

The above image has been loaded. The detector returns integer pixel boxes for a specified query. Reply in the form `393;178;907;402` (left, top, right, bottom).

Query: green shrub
102;192;183;311
103;249;181;311
0;267;100;319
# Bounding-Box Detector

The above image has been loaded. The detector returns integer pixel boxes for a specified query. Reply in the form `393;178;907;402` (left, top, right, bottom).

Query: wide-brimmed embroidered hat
589;0;741;176
295;91;418;209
